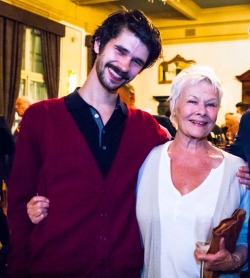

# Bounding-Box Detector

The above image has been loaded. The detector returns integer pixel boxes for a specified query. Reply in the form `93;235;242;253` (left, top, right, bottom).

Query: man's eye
116;47;125;55
133;59;143;67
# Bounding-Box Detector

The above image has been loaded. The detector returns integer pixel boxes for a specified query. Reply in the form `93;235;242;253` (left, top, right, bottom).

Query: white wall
133;39;250;125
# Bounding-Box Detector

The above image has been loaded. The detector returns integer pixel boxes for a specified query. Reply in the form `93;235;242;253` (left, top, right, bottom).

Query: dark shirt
64;90;127;176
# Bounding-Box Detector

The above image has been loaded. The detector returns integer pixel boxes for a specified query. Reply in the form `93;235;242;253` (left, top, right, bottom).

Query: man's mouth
107;64;129;81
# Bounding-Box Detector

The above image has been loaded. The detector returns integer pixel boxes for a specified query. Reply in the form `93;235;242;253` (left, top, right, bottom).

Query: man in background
0;115;13;277
118;83;176;139
236;102;250;116
13;96;33;142
0;115;14;186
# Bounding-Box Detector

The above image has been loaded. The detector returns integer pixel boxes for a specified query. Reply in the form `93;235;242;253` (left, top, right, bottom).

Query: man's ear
94;39;100;54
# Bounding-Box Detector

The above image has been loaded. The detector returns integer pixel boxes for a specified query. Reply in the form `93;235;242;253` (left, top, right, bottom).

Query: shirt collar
64;87;128;115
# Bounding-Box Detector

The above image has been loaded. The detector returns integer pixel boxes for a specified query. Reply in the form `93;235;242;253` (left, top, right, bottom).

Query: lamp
148;0;179;3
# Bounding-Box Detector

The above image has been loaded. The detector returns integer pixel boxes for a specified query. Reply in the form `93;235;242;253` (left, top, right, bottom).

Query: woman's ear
94;39;100;54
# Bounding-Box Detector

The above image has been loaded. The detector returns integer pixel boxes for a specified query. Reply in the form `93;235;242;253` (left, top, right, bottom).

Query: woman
136;65;249;277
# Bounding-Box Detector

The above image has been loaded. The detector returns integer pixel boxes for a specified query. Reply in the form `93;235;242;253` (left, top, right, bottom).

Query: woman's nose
196;103;206;115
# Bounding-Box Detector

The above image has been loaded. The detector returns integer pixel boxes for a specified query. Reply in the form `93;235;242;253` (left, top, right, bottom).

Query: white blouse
158;141;224;277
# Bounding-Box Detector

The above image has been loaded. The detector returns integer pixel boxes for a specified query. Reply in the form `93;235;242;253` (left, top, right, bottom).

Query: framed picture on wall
158;54;196;84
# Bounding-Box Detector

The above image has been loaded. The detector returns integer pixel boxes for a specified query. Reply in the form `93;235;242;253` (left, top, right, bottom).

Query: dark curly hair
91;8;162;70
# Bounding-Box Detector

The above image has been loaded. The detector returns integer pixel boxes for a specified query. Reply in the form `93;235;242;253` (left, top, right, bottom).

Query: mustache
107;63;130;81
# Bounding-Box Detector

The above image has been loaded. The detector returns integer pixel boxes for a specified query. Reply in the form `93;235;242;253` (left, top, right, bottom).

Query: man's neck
77;80;118;125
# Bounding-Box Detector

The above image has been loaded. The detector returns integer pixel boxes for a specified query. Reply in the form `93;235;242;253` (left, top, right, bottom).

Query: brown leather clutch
203;208;246;278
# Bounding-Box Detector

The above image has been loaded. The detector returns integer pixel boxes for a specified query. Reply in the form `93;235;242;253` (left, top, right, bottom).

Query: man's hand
236;163;250;189
27;196;49;224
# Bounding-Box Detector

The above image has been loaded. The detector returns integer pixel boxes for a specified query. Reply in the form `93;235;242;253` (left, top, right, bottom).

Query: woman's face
174;81;220;140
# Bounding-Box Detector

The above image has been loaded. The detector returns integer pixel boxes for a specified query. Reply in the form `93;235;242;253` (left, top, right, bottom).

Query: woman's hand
27;196;50;224
237;163;250;189
194;238;246;272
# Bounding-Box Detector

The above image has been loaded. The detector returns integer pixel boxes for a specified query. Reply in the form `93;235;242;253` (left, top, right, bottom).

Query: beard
95;59;130;91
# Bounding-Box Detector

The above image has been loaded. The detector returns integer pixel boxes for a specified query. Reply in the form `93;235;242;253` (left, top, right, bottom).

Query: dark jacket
0;205;10;277
0;116;15;183
228;110;250;276
153;115;176;139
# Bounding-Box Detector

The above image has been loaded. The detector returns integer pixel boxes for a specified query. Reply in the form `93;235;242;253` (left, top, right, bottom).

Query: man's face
236;107;243;115
94;29;149;91
15;98;30;117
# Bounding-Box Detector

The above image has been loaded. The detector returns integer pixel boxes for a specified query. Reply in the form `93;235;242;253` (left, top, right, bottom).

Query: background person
0;205;10;278
13;96;33;142
118;83;136;108
0;115;13;277
221;112;240;146
0;115;15;183
235;102;250;116
0;115;15;204
136;65;249;277
7;8;169;278
227;109;250;278
118;83;176;139
14;96;34;118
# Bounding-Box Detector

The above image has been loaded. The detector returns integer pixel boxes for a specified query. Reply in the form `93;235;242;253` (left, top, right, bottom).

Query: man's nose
119;57;131;72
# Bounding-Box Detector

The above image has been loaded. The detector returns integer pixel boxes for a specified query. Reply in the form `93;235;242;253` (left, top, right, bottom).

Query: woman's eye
207;103;217;107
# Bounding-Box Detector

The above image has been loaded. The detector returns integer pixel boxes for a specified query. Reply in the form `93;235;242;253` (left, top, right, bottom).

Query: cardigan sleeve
7;103;46;277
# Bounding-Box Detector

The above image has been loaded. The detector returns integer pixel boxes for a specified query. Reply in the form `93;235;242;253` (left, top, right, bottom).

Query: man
0;116;14;185
228;110;250;278
13;96;33;142
236;102;250;116
0;205;10;278
118;83;176;139
7;9;168;278
118;83;136;108
0;116;13;277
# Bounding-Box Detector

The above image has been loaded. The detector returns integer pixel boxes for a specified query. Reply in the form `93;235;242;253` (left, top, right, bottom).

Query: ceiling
71;0;250;19
70;0;250;44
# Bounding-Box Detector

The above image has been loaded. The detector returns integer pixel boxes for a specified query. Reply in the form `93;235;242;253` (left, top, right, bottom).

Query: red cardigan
7;97;168;277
